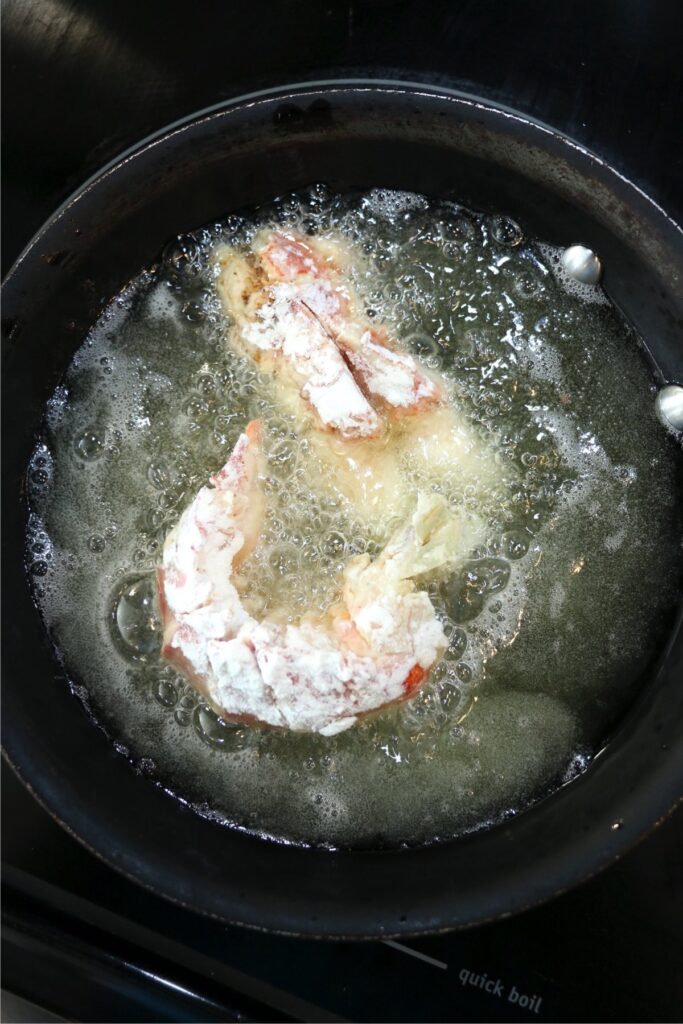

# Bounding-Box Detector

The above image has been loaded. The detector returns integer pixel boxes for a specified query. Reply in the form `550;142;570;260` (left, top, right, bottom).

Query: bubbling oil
26;186;682;847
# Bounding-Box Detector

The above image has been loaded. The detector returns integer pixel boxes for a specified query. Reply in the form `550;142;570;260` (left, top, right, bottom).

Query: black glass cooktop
3;2;682;1021
3;766;683;1022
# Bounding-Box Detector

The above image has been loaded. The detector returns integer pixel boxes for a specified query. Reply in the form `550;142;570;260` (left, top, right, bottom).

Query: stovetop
3;765;682;1023
3;2;682;1021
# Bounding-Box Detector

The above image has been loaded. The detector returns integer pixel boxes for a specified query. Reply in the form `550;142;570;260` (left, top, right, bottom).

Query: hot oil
26;186;682;847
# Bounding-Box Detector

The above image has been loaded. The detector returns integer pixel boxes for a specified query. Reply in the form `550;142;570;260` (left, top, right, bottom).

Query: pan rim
4;76;681;290
3;77;682;938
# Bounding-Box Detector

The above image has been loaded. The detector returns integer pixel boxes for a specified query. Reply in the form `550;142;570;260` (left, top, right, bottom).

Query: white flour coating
241;282;382;438
254;231;441;414
217;231;441;439
341;333;438;410
159;424;481;735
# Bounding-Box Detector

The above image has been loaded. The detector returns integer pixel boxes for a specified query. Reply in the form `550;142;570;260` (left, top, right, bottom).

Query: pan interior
24;182;683;848
4;84;683;933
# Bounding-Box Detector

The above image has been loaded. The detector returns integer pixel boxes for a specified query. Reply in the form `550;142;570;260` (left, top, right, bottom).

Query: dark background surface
3;0;682;273
2;1;682;1021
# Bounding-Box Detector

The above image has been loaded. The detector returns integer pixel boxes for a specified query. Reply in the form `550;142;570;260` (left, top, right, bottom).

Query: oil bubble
489;215;523;247
185;395;211;421
30;468;50;487
174;691;197;727
475;558;512;594
182;301;204;323
456;663;473;683
323;531;346;557
510;267;545;300
163;235;200;278
438;682;463;713
499;530;530;560
441;558;511;623
445;211;478;242
193;704;237;747
443;620;468;658
74;428;105;461
407;332;440;360
147;460;171;489
153;677;178;708
111;575;160;658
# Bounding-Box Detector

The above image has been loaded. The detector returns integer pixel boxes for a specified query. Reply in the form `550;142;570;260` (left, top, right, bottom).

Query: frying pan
2;81;682;938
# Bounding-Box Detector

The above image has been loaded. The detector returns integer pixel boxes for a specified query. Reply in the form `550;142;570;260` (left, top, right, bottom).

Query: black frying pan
2;81;682;938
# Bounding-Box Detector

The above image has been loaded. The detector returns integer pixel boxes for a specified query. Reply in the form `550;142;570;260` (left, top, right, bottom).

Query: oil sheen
26;186;682;847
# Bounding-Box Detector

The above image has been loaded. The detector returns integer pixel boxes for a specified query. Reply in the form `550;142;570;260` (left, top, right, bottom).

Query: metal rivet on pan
560;245;602;285
655;384;683;432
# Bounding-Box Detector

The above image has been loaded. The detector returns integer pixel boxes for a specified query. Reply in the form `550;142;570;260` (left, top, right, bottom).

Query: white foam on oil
361;188;430;220
146;283;183;322
538;242;610;306
604;526;628;552
522;331;565;388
